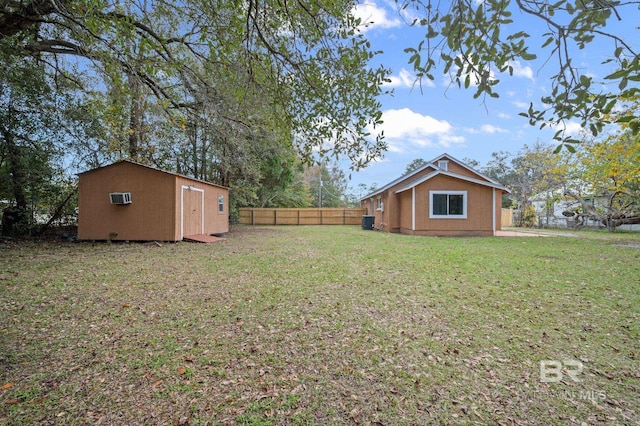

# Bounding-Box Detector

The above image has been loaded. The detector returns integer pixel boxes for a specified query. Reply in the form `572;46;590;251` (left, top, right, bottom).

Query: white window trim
218;194;225;214
429;190;467;219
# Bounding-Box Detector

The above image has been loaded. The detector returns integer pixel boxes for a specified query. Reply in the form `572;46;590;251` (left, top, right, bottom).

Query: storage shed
78;160;229;241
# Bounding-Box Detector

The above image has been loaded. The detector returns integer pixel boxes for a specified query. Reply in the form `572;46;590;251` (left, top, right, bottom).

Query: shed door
182;186;204;237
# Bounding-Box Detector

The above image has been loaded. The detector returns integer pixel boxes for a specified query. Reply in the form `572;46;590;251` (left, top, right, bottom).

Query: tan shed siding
214;189;229;231
78;162;176;241
175;176;229;238
413;175;494;234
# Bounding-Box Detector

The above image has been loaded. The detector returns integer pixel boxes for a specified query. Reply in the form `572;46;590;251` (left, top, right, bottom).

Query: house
360;154;510;236
78;160;229;241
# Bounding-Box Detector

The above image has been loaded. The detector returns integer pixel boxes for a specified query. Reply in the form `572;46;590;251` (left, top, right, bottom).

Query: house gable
360;153;505;201
395;169;509;194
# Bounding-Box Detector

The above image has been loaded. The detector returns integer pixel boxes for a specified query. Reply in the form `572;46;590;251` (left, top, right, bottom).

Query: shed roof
78;160;229;190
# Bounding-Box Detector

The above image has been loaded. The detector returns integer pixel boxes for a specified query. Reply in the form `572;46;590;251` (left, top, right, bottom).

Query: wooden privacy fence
239;208;367;226
501;208;513;227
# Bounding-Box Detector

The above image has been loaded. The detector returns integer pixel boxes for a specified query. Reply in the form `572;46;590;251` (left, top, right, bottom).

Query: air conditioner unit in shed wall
109;192;132;205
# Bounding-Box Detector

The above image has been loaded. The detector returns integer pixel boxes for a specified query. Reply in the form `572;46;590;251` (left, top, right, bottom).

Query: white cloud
371;108;465;152
438;134;466;148
497;112;511;119
507;61;534;80
480;124;509;134
549;120;584;136
466;124;509;135
512;100;530;109
352;2;402;33
384;68;434;89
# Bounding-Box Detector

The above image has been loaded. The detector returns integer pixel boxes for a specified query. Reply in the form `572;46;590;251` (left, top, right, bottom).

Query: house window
376;196;382;210
218;195;224;213
438;160;449;171
429;191;467;218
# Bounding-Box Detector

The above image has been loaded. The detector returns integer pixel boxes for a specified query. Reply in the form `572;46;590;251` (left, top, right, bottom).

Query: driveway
495;228;577;237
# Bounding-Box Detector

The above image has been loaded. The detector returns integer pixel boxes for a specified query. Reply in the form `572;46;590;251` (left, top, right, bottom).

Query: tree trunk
38;187;77;233
1;127;30;236
565;190;640;231
127;71;143;160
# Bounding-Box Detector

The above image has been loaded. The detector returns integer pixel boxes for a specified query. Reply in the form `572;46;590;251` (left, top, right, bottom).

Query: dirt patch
228;224;285;235
614;242;640;248
495;230;553;237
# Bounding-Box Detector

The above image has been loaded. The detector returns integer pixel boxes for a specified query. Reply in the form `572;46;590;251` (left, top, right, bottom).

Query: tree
304;162;350;207
347;182;380;206
401;0;640;148
0;55;81;236
565;129;640;230
404;158;427;174
481;144;568;226
482;151;518;208
0;0;389;170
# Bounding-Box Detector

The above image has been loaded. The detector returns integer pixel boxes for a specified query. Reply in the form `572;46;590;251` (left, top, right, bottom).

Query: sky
341;0;639;196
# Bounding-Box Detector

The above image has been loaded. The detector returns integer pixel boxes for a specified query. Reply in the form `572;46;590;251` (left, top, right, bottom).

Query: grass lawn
1;225;638;425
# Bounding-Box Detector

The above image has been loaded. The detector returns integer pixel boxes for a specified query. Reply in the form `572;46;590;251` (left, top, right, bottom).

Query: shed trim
181;185;205;240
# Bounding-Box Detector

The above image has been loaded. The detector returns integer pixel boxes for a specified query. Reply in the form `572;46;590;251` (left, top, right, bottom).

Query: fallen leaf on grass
0;383;14;390
177;368;187;375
